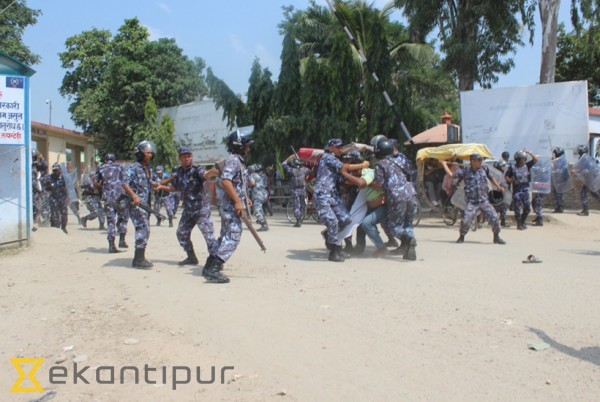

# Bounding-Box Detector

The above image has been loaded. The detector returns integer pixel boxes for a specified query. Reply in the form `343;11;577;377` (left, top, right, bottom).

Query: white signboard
0;75;26;145
460;81;589;164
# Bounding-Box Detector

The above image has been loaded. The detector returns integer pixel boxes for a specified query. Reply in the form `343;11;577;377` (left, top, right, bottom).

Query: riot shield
551;155;573;193
450;183;467;210
530;158;552;194
573;154;600;192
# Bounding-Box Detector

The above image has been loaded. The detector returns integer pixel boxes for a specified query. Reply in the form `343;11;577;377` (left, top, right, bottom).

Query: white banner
460;81;589;164
0;75;26;145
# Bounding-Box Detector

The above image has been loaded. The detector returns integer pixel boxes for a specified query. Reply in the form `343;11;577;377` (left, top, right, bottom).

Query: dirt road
1;210;599;401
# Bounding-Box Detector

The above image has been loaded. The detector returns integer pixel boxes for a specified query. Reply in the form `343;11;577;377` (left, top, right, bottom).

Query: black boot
108;239;119;253
344;237;353;253
178;249;199;266
293;218;301;228
203;256;229;283
456;234;465;243
169;218;173;227
99;222;105;230
553;206;564;213
532;216;543;226
493;233;506;245
132;248;153;269
328;244;345;262
391;235;409;255
521;214;529;229
577;208;589;216
500;218;510;228
119;233;129;248
156;218;162;226
403;238;417;261
257;221;269;232
386;238;399;248
81;216;88;228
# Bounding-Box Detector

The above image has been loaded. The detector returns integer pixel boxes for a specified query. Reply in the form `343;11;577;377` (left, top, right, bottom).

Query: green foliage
209;1;459;166
0;0;41;65
59;18;207;159
556;24;600;105
394;0;535;91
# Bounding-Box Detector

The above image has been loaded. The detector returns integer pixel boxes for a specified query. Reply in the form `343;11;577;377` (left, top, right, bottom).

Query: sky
19;0;574;131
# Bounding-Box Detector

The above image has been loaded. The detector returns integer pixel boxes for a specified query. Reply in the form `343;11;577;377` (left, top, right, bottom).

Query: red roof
32;121;88;137
589;107;600;117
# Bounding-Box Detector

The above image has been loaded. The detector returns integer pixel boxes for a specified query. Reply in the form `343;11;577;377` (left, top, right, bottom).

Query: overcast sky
22;0;574;131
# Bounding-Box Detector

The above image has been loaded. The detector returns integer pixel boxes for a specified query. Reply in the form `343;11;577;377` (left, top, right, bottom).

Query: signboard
0;76;25;145
460;81;589;164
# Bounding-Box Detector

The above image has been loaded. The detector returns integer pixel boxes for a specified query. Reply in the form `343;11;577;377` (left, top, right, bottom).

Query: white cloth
336;189;368;243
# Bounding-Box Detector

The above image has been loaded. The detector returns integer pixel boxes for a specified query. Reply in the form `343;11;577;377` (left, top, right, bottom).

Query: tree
134;96;177;169
555;24;600;105
0;0;41;65
539;0;561;83
394;0;536;91
271;31;302;117
59;18;207;159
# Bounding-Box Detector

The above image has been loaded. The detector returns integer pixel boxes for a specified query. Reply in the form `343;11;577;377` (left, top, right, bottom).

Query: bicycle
286;192;318;223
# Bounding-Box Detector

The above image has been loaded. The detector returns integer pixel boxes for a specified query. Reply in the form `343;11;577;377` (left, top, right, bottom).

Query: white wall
460;81;590;163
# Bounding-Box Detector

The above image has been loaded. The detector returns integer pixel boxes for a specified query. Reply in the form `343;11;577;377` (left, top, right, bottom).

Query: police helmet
374;140;394;159
493;160;507;170
134;141;156;162
470;153;483;161
227;129;254;154
514;151;527;161
104;153;116;163
501;151;510;160
156;165;164;174
370;134;388;147
577;144;589;156
289;158;302;168
553;147;565;158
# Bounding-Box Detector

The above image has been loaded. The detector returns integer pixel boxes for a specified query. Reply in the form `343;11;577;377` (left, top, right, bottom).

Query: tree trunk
539;0;561;84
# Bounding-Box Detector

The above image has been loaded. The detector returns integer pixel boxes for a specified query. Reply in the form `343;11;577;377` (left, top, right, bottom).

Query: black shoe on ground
386;238;399;248
61;226;68;234
108;239;119;253
531;217;543;226
493;234;506;245
203;257;229;283
169;218;173;227
293;219;301;228
81;217;87;228
132;248;153;269
403;238;417;261
328;244;345;262
456;235;465;244
553;206;564;213
391;235;409;255
577;209;589;216
119;234;129;248
257;223;269;232
178;249;199;266
99;222;105;230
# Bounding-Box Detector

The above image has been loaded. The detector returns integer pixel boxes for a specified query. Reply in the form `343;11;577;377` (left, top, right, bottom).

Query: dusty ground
1;208;599;401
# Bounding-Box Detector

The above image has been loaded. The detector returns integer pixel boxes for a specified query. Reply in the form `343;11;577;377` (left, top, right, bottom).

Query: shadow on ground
528;327;600;367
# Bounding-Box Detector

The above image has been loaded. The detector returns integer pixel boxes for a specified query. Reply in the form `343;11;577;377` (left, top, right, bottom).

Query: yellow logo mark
9;357;45;393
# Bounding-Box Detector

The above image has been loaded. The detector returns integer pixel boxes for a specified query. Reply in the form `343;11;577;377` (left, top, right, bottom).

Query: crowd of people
31;132;599;284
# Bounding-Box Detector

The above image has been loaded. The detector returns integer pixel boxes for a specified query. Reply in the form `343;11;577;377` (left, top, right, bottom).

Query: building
158;99;252;166
31;121;96;173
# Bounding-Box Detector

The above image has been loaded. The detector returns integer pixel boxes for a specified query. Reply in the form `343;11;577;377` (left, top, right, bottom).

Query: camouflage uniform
374;156;417;240
171;191;181;216
314;152;350;245
531;192;546;219
170;164;211;252
81;174;105;226
249;171;269;224
214;154;248;263
44;172;68;230
553;190;564;209
125;162;155;249
506;161;534;224
580;185;600;208
32;159;48;221
97;161;128;241
454;165;500;235
283;162;310;219
154;173;175;222
198;180;218;254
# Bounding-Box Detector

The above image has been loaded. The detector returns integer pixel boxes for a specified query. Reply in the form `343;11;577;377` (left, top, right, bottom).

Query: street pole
45;99;52;126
